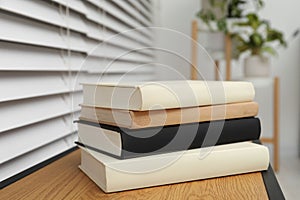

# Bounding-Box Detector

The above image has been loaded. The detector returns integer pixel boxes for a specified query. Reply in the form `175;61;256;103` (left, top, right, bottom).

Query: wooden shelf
191;20;232;81
0;148;284;199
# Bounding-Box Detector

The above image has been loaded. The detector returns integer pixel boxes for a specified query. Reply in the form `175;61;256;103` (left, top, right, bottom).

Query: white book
79;142;269;193
82;80;255;110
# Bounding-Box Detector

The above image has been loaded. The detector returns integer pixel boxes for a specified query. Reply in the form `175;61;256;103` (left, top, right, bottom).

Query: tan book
80;102;258;129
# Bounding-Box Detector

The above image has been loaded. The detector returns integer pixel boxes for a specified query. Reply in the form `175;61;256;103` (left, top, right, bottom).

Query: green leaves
249;32;264;47
217;18;228;33
266;28;287;47
196;0;287;58
231;34;248;53
261;46;277;56
246;13;268;30
197;10;216;25
233;13;267;31
227;0;246;18
209;0;227;12
257;0;265;8
232;12;287;57
197;10;215;30
196;0;228;32
246;13;259;29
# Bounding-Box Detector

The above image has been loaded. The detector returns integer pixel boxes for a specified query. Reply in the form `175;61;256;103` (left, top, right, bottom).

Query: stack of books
76;80;269;193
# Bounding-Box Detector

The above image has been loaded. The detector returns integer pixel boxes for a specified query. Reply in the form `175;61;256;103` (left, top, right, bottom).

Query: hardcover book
76;117;261;159
82;80;255;110
79;142;269;193
80;102;259;129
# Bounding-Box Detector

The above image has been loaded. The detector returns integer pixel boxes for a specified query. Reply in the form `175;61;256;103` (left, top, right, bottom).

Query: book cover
79;142;269;193
82;80;255;110
76;117;261;159
80;102;259;129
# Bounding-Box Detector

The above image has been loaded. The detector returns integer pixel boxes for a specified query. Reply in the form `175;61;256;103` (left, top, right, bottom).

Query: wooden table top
0;149;283;200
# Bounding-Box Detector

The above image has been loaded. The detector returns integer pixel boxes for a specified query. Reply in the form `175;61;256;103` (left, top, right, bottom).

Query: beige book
80;102;258;129
79;142;269;193
82;80;255;110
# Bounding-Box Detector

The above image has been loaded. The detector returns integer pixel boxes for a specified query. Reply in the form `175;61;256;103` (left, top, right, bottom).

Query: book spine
139;82;255;110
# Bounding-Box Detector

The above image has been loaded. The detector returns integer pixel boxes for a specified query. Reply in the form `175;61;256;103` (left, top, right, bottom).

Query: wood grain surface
0;149;269;200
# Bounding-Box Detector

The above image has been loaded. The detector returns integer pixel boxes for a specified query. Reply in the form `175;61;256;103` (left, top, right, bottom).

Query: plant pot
244;56;271;77
199;31;225;58
206;32;225;51
201;0;226;19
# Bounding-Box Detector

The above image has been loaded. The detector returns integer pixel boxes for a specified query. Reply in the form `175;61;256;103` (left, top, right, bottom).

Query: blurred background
152;1;300;197
0;0;299;198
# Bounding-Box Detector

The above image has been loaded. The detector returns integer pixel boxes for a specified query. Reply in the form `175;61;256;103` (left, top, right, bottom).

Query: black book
76;117;261;159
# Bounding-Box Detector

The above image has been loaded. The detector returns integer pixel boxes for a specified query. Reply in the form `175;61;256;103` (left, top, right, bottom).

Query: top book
82;80;255;111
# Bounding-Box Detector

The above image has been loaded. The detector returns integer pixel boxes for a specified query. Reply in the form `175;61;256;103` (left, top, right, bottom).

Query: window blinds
0;0;154;183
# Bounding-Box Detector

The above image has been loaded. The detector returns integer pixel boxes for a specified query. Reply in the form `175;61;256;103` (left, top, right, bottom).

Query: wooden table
0;148;284;200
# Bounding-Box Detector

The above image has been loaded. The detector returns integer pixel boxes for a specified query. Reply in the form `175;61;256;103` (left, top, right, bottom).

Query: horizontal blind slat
85;73;154;83
0;0;88;34
68;31;89;52
85;3;152;46
0;134;76;181
86;20;104;41
0;114;79;164
93;0;150;30
0;72;69;102
0;12;68;49
86;42;153;62
125;0;152;26
84;57;154;73
51;0;87;15
0;0;67;29
0;94;81;132
128;0;152;21
139;0;153;12
0;41;86;71
0;41;66;71
66;9;88;34
114;0;151;27
102;29;154;57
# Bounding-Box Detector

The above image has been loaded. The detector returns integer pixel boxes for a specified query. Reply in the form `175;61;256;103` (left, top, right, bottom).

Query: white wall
153;0;300;155
153;0;202;80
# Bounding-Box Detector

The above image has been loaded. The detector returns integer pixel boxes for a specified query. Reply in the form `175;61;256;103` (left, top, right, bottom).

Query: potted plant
195;0;248;56
196;0;248;32
233;13;287;77
196;0;228;52
196;0;286;77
